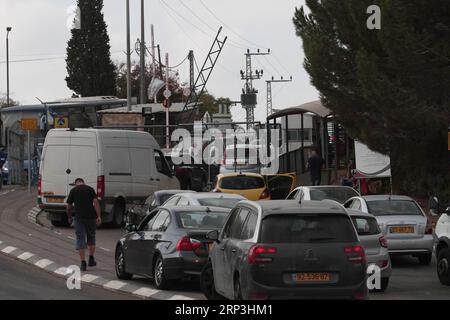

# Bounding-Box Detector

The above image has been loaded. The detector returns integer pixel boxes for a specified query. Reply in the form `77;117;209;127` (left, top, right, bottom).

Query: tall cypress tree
66;0;116;96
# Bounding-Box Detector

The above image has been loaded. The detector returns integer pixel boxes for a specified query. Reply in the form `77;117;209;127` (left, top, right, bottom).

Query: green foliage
66;0;117;97
294;0;450;198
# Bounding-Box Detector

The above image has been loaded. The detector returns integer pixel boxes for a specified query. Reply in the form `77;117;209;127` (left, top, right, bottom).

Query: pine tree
293;0;450;198
66;0;116;96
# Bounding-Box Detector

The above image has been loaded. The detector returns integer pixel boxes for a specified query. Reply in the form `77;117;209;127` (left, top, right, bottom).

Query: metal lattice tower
266;76;293;118
240;49;270;128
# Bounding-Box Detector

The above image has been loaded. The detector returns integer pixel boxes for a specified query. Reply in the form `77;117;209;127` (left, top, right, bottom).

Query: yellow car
212;172;297;201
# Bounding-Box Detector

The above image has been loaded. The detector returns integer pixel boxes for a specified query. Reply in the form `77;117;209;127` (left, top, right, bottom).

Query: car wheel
418;252;432;265
437;248;450;286
200;261;223;300
233;275;243;300
111;203;125;228
153;255;171;290
115;246;133;280
51;216;70;228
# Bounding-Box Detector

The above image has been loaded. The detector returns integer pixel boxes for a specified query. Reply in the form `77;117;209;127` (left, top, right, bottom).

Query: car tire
418;252;432;265
115;246;133;280
437;248;450;286
51;216;70;228
233;275;243;300
379;277;389;292
111;203;125;228
200;261;224;300
153;255;172;290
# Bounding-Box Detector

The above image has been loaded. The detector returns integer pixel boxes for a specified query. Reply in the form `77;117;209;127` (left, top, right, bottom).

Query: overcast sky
0;0;318;123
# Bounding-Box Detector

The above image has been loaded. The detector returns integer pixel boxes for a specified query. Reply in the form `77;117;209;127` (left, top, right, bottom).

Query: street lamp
6;27;12;108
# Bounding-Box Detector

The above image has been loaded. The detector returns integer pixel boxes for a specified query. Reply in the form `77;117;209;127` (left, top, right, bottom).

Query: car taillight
259;188;270;200
97;175;105;200
344;245;367;264
38;175;42;196
176;236;202;251
248;245;277;264
425;219;433;235
379;236;388;248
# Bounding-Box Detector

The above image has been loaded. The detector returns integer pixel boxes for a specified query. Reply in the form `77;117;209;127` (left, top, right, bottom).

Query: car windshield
309;188;359;204
260;214;357;243
219;176;265;190
366;200;423;216
197;198;241;209
351;216;381;236
176;211;229;229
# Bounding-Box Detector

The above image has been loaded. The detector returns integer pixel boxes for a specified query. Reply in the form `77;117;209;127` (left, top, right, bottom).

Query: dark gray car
201;200;368;300
115;206;230;290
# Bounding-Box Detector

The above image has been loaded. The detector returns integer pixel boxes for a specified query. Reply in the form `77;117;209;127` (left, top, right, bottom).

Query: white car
163;192;246;209
286;185;360;204
38;129;180;227
431;197;450;285
344;195;434;265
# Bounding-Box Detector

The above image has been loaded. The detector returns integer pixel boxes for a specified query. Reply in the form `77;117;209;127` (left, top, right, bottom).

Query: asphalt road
0;253;136;300
1;186;449;300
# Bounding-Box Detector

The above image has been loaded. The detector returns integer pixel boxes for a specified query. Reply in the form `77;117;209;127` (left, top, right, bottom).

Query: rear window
260;214;357;243
366;200;423;216
351;216;381;236
309;188;359;204
197;198;241;209
176;211;229;229
220;176;265;190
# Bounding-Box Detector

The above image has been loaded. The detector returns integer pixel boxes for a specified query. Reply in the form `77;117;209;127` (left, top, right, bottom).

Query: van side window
154;150;172;177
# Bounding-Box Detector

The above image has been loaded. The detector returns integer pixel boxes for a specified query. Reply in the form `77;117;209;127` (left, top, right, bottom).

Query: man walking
66;178;101;271
307;149;324;186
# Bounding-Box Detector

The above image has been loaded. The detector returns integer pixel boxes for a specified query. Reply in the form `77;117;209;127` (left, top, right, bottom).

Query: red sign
163;99;171;109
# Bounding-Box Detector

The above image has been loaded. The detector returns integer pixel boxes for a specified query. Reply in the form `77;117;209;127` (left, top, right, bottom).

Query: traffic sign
55;117;69;129
21;118;38;131
163;89;172;99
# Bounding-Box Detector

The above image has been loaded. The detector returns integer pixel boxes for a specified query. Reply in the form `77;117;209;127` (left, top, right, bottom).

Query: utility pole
240;49;270;129
151;24;157;103
266;76;292;118
157;45;163;79
126;0;132;111
188;50;195;93
165;53;170;149
6;27;12;108
139;0;146;105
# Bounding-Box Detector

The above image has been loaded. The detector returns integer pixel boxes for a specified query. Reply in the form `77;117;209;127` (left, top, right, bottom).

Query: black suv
201;200;368;300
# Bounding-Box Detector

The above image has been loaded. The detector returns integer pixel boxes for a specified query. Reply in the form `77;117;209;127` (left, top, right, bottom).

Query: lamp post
6;27;12;108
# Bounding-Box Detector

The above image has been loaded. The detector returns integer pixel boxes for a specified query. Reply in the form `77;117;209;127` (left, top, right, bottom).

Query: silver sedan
344;195;434;265
347;209;392;292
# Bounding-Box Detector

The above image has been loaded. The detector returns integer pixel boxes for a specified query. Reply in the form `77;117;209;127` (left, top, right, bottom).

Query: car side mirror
206;230;220;243
125;224;138;233
429;196;439;215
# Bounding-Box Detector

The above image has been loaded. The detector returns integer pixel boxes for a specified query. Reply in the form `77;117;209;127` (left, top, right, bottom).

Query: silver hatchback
347;209;392;292
344;195;434;265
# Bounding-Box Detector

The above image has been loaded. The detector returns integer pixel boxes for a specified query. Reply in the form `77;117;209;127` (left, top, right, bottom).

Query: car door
222;208;250;298
124;210;158;274
213;208;240;296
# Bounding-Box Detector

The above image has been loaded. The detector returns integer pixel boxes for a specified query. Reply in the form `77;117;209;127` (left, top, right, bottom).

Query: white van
38;129;180;227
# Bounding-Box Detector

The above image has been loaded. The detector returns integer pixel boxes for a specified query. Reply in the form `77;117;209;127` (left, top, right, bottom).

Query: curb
0;239;195;300
27;206;43;227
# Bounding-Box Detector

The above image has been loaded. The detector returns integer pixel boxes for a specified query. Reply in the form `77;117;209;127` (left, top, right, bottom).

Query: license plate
294;272;330;282
390;226;414;233
46;197;64;204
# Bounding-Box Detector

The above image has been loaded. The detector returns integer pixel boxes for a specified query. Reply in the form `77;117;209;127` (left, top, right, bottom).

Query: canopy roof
267;100;331;120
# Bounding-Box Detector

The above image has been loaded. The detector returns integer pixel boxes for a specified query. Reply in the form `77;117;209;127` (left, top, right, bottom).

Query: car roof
161;206;231;213
154;190;196;196
240;200;348;217
362;195;414;202
296;185;359;191
178;192;246;199
346;209;376;218
217;172;264;179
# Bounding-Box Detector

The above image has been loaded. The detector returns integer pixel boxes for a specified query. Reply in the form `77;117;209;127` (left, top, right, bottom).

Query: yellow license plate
390;226;414;233
46;197;64;204
295;272;330;282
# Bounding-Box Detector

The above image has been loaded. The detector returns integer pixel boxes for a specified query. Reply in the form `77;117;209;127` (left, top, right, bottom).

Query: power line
0;50;123;64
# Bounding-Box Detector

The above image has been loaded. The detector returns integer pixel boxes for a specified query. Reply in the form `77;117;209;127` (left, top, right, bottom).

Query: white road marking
169;295;195;300
35;259;54;269
54;267;69;276
133;287;159;297
103;280;126;290
99;247;111;252
67;236;75;240
81;274;100;283
1;246;17;254
17;252;34;261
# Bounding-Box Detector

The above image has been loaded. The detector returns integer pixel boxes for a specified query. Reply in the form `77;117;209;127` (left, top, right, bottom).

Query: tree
293;0;450;198
66;0;116;97
0;93;19;108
